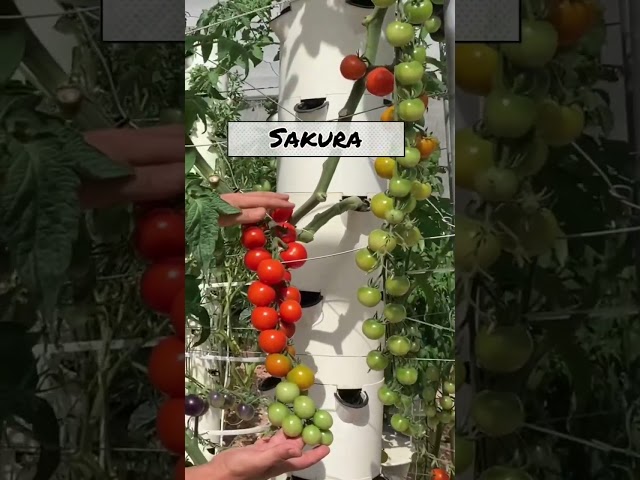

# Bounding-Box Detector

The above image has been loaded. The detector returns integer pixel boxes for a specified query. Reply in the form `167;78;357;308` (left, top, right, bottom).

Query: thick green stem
297;196;365;243
290;7;388;226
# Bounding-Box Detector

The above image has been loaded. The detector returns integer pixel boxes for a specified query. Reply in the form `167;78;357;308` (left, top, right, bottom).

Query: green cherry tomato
404;0;434;24
366;350;389;371
400;196;417;213
385;209;405;225
313;410;333;430
425;364;440;381
387;335;411;356
455;128;495;190
275;381;301;403
456;435;475;474
389;177;413;198
483;91;536;139
471;390;525;437
502;20;558;69
397;99;425;122
302;424;322;445
362;318;386;340
390;414;410;433
536;100;585;146
370;192;394;219
422;385;436;401
395;61;424;86
475;324;534;373
320;430;334;446
384;303;407;323
409;339;421;352
385;276;410;296
385;21;415;47
443;381;456;395
372;0;396;6
396;366;419;385
440;396;455;410
425;405;437;417
473;166;519;202
378;385;399;406
398;147;421;168
293;395;317;419
438;411;453;424
423;16;441;33
412;45;427;63
368;229;397;253
355;248;379;272
267;402;290;427
400;226;422;246
357;286;382;307
514;136;549;177
282;415;304;437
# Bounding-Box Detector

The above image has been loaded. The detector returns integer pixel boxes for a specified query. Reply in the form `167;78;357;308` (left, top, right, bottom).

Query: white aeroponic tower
270;1;394;479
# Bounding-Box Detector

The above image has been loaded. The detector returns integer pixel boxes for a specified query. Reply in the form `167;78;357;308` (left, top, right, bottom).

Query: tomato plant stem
290;8;388;226
297;196;365;242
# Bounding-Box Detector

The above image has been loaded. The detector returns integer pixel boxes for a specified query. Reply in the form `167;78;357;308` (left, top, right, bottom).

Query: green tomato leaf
186;194;222;269
0;23;26;85
192;306;211;347
1;138;81;313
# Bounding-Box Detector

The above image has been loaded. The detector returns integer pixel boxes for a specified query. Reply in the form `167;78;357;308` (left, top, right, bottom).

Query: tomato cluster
134;207;187;460
341;0;449;460
241;207;334;442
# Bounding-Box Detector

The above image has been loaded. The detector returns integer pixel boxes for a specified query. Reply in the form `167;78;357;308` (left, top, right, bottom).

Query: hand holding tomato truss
185;429;330;480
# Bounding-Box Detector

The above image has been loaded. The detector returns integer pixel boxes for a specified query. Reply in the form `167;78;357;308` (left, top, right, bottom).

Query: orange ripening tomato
265;353;293;377
548;0;592;47
416;136;438;158
419;94;429;108
380;106;395;122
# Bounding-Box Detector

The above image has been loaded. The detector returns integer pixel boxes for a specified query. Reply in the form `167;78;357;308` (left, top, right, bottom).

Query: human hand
80;125;185;208
185;430;330;480
219;192;294;227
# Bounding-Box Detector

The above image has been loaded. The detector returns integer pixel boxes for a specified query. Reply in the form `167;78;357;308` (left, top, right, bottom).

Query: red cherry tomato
432;469;450;480
340;54;367;80
366;67;394;96
274;222;297;243
243;248;272;272
148;336;185;397
247;281;276;306
283;270;292;282
156;397;184;454
258;329;288;354
140;262;185;314
280;321;296;338
280;242;308;269
257;259;286;285
170;289;185;340
134;210;185;262
279;286;302;303
280;300;302;323
241;227;267;249
251;307;279;330
271;208;294;223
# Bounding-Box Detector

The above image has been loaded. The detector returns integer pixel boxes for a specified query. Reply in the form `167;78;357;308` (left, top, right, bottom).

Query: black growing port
257;376;281;392
294;98;328;113
300;290;323;308
335;388;369;409
345;0;375;8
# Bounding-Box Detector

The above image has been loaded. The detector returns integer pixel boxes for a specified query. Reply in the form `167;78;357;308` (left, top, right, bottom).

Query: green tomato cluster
268;381;334;446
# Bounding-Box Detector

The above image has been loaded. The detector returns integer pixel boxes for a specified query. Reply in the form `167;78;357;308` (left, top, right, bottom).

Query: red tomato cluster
243;207;313;380
134;207;186;462
339;53;394;97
